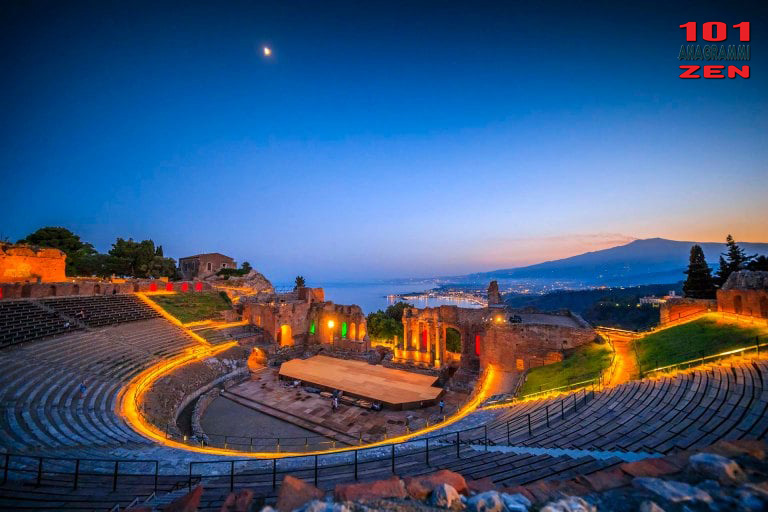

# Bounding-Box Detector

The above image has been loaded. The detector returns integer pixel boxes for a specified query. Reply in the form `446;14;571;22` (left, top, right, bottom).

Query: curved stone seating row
0;319;197;456
0;300;81;348
40;294;160;328
479;359;768;454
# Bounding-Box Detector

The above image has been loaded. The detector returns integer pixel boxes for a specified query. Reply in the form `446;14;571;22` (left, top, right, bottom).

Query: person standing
439;399;445;414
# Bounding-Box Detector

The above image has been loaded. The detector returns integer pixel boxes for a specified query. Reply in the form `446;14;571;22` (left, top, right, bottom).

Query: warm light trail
119;358;499;458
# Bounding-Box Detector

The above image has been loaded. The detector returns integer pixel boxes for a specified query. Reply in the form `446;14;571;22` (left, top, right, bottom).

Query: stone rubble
144;439;768;512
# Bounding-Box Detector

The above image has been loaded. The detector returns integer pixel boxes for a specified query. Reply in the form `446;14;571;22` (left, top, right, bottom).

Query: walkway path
598;328;640;387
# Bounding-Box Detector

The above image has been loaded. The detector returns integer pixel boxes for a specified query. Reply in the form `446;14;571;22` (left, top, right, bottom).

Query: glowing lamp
327;320;335;328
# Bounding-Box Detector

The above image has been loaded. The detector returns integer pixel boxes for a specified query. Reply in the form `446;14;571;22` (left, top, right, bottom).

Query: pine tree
715;234;755;286
683;245;716;299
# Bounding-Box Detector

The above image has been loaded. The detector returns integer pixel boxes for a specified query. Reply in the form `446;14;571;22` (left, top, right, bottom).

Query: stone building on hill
178;253;236;280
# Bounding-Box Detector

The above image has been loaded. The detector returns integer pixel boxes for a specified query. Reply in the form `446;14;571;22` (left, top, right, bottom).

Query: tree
17;226;96;276
241;261;252;273
108;238;177;278
294;275;306;290
682;245;716;299
715;234;755;286
747;255;768;271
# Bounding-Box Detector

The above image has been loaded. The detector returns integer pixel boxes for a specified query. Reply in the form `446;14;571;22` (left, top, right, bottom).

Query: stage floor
279;355;443;407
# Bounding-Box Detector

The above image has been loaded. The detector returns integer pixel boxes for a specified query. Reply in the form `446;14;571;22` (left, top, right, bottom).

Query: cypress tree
683;245;716;299
715;234;755;286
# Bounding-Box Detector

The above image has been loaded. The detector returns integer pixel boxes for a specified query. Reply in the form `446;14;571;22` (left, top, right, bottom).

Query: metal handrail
0;389;598;494
640;336;767;378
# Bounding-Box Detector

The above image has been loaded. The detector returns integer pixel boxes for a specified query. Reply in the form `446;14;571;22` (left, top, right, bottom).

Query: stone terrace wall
659;298;717;327
0;279;212;300
481;323;597;374
0;245;66;283
140;344;251;435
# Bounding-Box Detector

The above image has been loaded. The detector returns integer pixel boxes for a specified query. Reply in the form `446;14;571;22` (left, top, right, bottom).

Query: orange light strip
135;292;213;347
119;359;499;458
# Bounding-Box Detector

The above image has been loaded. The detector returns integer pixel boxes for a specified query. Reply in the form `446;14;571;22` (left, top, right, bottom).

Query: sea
275;281;484;315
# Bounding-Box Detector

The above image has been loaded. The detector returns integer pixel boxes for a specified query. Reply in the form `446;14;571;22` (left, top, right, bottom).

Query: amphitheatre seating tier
468;359;768;454
0;300;81;348
0;319;197;457
40;294;160;327
1;309;768;510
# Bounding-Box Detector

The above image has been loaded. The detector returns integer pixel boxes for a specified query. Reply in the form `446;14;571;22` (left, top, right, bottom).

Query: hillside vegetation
634;314;768;372
519;341;612;396
506;283;681;331
150;291;232;323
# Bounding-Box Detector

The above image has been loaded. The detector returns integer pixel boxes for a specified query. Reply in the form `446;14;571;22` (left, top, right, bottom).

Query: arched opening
446;327;462;354
358;322;366;339
734;295;743;315
420;330;428;351
349;323;357;340
760;297;768;319
94;284;101;295
48;285;56;297
280;324;293;346
474;334;482;356
73;284;80;295
341;322;348;339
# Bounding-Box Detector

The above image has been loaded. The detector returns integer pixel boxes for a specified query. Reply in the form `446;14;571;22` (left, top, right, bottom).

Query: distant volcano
459;238;768;286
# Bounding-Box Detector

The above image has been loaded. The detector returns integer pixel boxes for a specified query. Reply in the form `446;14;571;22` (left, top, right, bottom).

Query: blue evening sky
1;1;766;281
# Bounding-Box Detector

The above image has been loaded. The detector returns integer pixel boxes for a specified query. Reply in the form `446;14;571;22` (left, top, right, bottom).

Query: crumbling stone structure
178;252;236;280
717;270;768;325
0;244;66;283
659;297;718;326
400;283;595;373
242;287;367;348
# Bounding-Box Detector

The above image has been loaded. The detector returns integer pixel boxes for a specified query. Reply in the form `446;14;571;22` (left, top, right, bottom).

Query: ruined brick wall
480;323;596;374
716;271;768;325
0;279;210;300
0;245;66;283
659;298;718;326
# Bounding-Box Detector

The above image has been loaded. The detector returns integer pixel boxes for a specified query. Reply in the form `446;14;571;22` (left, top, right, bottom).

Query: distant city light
263;46;272;56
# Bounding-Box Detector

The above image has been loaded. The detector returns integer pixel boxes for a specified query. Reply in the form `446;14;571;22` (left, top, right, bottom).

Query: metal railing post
506;420;510;444
456;431;460;458
561;400;565;420
314;455;318;486
545;405;550;427
354;450;359;480
112;461;118;492
484;425;488;450
426;438;430;466
391;444;395;473
527;414;532;436
573;392;578;412
230;461;234;492
2;454;8;486
36;457;42;487
154;461;158;493
73;459;80;490
272;459;277;489
188;463;193;491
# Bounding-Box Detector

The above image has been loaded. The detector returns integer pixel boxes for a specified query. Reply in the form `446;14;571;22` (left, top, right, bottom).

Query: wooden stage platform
278;355;443;408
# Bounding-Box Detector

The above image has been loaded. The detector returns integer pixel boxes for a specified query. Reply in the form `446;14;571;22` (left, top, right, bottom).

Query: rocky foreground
142;439;768;512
